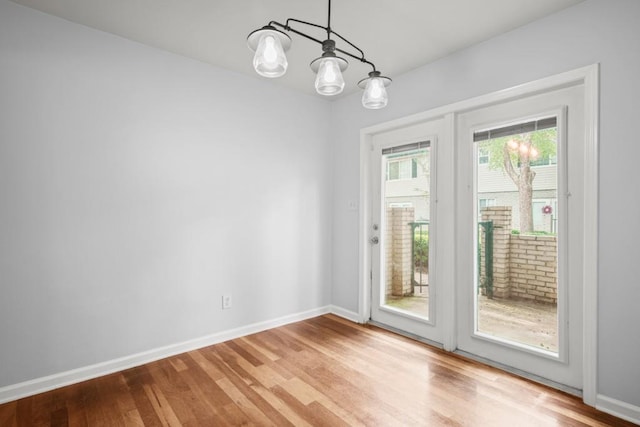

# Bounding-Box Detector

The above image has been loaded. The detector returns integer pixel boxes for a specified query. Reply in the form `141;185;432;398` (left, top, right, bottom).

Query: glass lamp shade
313;57;347;96
361;77;388;109
253;33;288;78
358;72;391;109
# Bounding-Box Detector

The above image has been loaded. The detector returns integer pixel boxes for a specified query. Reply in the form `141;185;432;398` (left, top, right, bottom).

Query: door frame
358;64;599;405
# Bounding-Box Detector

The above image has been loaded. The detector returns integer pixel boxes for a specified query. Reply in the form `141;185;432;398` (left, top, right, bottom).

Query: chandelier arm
334;47;377;72
268;21;376;70
265;14;380;73
285;18;328;33
268;20;326;46
328;30;364;59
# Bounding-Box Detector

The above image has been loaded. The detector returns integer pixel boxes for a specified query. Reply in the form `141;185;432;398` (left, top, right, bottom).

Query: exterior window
478;147;489;165
530;155;557;167
478;198;496;218
387;161;399;180
479;198;496;209
386;157;418;181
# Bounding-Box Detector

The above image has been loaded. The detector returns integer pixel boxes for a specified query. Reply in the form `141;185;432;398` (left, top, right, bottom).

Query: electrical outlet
222;294;232;310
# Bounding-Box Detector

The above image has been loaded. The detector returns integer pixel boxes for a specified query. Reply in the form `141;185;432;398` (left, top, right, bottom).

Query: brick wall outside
382;205;558;303
509;234;557;303
480;207;557;304
480;207;512;299
385;207;415;297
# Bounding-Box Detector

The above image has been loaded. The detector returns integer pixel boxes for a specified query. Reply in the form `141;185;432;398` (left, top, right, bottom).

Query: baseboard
328;305;361;323
597;394;640;425
0;305;331;405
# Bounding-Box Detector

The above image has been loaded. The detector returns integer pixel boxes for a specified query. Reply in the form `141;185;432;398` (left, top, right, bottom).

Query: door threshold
366;320;443;350
454;349;582;398
368;320;581;398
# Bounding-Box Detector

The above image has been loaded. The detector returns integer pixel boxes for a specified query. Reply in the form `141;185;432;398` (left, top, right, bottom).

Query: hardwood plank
215;377;276;427
96;373;135;426
0;315;635;426
142;382;182;426
62;382;89;427
270;385;349;427
278;377;365;427
276;324;442;423
177;352;243;425
224;340;264;368
14;399;32;427
122;367;166;426
49;407;68;427
197;346;295;426
0;401;17;427
238;336;281;362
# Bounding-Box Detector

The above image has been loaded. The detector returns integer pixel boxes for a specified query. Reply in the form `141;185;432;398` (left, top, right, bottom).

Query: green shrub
414;236;429;268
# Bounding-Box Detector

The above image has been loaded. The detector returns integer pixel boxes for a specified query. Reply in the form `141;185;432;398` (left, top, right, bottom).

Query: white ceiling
11;0;584;98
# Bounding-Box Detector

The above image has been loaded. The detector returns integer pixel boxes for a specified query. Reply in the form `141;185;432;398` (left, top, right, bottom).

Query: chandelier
247;0;391;109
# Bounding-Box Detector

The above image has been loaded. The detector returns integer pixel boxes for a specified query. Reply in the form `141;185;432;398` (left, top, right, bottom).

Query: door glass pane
382;146;430;319
474;119;559;353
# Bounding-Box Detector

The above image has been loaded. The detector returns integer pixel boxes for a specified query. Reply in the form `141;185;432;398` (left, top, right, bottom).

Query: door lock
370;236;379;245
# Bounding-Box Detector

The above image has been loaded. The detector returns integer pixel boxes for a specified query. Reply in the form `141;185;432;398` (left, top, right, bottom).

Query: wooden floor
0;315;633;426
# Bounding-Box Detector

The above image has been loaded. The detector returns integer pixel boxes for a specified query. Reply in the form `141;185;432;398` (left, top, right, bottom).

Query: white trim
596;395;640;425
358;131;373;324
439;112;457;352
361;66;598;136
359;64;599;403
0;306;331;405
581;64;600;407
329;305;362;323
360;64;598;142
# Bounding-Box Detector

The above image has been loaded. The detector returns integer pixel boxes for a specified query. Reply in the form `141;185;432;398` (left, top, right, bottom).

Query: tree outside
480;128;557;233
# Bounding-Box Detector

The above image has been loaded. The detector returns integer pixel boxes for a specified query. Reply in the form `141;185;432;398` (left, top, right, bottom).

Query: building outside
385;149;557;233
384;149;431;221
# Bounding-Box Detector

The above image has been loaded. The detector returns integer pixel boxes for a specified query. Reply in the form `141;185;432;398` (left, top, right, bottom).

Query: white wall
330;0;640;410
0;0;332;388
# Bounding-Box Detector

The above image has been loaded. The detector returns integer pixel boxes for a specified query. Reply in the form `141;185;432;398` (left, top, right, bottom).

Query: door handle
370;236;379;245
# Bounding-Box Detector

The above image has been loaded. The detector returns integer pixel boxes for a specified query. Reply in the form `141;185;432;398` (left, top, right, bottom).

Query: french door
369;118;446;344
362;66;597;396
455;84;585;388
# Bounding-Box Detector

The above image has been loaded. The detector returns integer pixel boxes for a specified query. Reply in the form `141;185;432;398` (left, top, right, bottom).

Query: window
386;157;419;181
530;155;557;167
387;161;399;180
478;198;496;218
479;198;496;210
475;116;557;169
478;147;489;164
